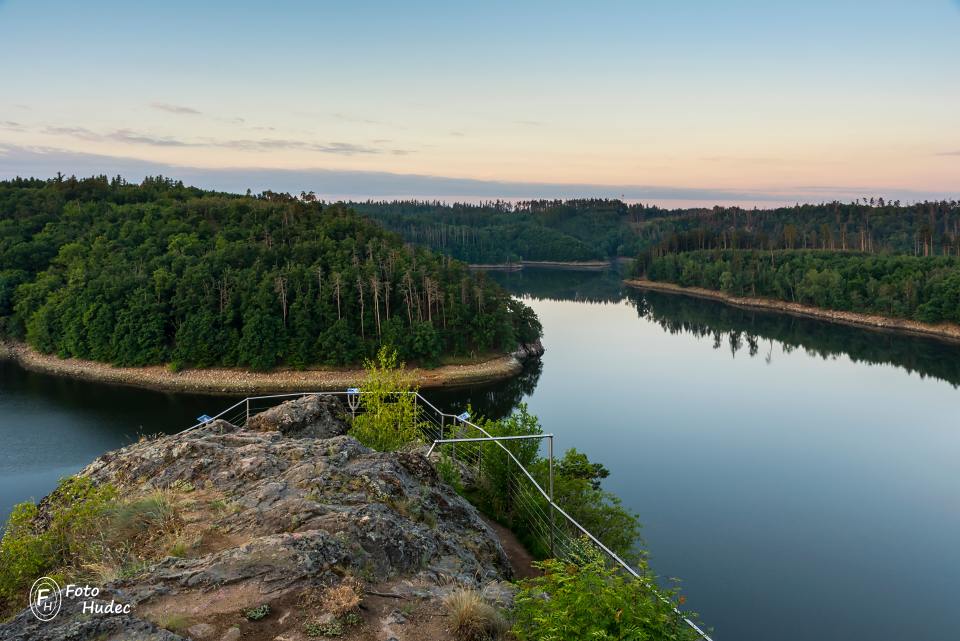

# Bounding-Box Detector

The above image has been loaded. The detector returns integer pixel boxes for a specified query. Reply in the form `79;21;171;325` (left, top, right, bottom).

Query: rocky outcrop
513;339;545;361
245;394;350;439
0;396;512;641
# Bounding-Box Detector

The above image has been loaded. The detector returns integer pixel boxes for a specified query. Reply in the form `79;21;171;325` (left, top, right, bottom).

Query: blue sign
197;414;213;424
457;411;470;421
347;387;360;394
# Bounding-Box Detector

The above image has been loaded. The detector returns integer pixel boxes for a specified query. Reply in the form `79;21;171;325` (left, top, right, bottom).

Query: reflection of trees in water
428;359;544;421
630;290;960;387
487;268;625;304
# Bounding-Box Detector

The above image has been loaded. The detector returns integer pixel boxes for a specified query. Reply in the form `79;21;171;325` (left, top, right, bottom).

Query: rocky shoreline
625;278;960;344
469;260;610;271
0;340;544;395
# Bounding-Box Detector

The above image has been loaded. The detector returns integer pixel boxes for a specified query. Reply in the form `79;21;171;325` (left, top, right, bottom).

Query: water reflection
629;289;960;388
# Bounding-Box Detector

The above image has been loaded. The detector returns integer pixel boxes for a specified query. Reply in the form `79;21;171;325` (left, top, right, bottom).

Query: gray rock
219;627;241;641
0;595;185;641
246;394;350;439
187;622;216;639
1;395;511;641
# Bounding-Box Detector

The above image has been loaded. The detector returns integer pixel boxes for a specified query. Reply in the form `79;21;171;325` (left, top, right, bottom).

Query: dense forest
353;198;960;264
352;199;655;263
0;176;541;370
639;249;960;324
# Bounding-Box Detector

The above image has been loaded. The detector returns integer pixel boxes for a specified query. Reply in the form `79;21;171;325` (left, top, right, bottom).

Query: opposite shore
625;278;960;344
0;340;544;395
469;259;613;271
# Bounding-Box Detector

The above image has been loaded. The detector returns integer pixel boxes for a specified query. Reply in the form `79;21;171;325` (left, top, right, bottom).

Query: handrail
183;389;712;640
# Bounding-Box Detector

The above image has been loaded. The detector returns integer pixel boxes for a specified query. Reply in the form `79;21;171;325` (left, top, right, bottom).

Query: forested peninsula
0;176;542;378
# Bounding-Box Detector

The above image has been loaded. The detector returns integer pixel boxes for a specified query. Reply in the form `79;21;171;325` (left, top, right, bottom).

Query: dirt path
482;517;539;579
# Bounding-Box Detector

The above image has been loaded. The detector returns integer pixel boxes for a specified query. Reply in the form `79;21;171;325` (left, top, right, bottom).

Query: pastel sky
1;0;958;205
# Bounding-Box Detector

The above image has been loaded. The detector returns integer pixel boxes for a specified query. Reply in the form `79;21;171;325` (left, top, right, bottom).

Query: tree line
352;198;960;264
0;175;542;369
639;249;960;325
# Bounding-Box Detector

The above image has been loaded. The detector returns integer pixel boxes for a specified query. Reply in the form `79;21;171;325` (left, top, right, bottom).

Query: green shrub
349;346;425;451
0;477;185;618
0;502;49;607
245;604;271;620
513;545;702;641
436;451;464;494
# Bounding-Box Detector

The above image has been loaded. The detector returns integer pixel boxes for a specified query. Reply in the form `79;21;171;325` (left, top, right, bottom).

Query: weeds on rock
245;604;271;621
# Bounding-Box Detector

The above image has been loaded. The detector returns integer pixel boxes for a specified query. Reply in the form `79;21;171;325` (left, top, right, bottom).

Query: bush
513;545;701;641
0;476;184;618
0;477;116;614
349;346;425;451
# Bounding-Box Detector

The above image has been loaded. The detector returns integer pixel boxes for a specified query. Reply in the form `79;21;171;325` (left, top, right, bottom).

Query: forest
639;249;960;325
352;199;655;263
0;176;542;370
354;198;960;264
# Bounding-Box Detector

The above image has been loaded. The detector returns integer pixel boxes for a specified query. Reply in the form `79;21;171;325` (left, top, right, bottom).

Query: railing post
245;398;250;426
549;434;555;558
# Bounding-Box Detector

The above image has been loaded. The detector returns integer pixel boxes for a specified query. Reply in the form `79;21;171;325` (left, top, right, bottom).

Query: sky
1;0;958;206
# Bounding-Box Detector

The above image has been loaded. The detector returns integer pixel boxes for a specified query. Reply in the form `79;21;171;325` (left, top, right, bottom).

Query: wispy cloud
216;139;381;155
936;150;960;156
0;121;23;131
515;120;542;127
45;126;190;147
151;102;202;116
333;113;385;126
111;129;191;147
40;125;393;155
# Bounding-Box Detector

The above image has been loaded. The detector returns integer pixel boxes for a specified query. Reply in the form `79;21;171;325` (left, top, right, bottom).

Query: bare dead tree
274;275;288;326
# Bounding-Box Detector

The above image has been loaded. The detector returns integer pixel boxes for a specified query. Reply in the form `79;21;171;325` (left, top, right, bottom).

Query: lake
3;268;959;641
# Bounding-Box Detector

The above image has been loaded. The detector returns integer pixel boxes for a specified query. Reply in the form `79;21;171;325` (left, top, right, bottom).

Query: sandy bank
625;279;960;345
0;341;543;394
470;260;610;271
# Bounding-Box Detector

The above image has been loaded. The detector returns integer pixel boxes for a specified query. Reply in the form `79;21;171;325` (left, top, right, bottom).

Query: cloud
44;126;191;147
216;139;381;155
40;125;391;155
936;150;960;156
0;121;23;131
151;102;202;116
1;143;954;205
333;113;385;126
515;120;542;127
110;129;192;147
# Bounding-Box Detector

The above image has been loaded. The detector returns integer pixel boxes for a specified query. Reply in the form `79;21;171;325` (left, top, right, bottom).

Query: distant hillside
354;198;960;264
0;176;541;370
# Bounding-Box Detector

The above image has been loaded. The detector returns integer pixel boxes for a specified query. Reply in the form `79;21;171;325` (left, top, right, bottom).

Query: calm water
3;268;960;641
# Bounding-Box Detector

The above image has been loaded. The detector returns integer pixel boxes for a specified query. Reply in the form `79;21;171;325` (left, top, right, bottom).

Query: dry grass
299;576;363;617
443;589;509;641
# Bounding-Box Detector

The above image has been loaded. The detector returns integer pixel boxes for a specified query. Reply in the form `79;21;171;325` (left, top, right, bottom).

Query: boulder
245;394;350;439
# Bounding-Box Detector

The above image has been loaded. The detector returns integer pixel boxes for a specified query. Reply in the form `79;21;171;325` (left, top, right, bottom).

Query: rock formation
0;395;513;641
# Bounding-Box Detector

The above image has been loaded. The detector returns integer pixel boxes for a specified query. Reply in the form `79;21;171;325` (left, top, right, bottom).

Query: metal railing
183;390;712;640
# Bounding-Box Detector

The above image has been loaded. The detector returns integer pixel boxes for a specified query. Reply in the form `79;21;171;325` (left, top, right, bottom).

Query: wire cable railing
183;390;712;640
